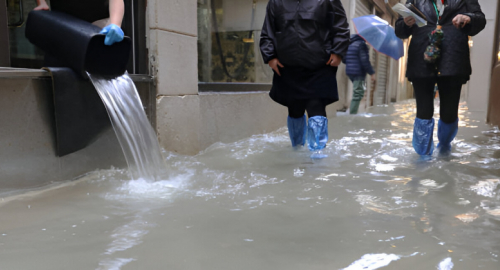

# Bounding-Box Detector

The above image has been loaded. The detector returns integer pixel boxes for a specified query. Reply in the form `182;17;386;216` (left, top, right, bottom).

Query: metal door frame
0;0;10;66
123;0;148;75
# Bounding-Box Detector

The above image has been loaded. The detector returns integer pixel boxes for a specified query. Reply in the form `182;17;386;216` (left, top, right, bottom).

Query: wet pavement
1;100;499;270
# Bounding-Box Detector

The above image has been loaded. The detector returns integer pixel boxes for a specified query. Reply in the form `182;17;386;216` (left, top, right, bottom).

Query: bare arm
101;0;125;45
34;0;49;10
109;0;125;27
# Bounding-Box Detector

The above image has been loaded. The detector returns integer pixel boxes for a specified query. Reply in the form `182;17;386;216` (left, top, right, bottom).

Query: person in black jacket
395;0;485;156
260;0;349;158
343;34;376;114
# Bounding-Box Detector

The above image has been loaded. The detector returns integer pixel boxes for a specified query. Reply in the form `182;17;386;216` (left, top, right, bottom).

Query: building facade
0;0;412;157
0;0;496;189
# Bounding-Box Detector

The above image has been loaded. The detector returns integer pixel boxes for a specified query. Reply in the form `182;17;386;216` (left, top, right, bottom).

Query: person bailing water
260;0;350;159
395;0;486;156
35;0;125;46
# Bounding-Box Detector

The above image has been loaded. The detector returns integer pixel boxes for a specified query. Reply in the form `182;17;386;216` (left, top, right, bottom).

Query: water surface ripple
1;101;500;269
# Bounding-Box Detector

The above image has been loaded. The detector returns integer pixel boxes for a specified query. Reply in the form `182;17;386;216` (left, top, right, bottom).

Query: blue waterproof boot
413;118;435;156
437;118;459;154
307;116;328;159
287;115;307;147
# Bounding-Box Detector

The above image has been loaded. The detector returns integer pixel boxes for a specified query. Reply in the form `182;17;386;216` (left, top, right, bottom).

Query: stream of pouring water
88;72;166;181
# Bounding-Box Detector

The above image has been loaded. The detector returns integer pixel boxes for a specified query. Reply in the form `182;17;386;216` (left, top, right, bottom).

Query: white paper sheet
392;3;428;27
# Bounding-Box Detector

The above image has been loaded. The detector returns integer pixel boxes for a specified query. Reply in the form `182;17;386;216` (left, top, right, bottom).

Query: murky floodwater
1;100;500;270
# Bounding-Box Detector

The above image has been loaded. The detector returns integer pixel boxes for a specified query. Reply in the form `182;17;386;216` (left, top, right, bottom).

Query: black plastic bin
25;10;131;78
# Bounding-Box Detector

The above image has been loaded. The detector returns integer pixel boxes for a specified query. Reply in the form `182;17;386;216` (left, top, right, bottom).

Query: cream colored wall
148;0;200;154
199;92;287;150
466;0;498;112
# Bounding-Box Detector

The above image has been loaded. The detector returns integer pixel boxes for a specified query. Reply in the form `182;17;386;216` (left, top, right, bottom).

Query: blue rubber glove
100;24;124;46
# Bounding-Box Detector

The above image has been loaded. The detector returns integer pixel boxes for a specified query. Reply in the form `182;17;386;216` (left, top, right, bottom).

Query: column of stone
148;0;201;155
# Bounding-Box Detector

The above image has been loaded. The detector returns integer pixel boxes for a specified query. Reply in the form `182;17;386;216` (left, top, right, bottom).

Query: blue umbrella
352;15;404;60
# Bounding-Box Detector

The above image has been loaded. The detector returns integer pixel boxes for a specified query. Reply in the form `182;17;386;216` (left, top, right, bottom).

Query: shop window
197;0;273;88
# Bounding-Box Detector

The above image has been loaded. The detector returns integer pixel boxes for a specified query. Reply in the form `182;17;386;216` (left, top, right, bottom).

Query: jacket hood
350;34;363;43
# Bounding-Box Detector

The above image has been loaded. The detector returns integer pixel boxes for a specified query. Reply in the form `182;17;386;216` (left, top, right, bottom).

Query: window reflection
197;0;272;83
7;0;46;68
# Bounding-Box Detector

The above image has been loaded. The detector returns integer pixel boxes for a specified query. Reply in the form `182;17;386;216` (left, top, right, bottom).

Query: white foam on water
437;257;454;270
97;258;136;270
342;253;401;270
105;172;193;201
103;218;153;255
470;179;500;198
374;164;396;172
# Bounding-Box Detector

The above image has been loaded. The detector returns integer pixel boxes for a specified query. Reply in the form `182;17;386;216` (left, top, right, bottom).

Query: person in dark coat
343;34;376;114
260;0;350;158
395;0;485;156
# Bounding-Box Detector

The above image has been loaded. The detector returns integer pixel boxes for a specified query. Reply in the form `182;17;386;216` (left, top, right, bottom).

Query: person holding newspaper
395;0;485;156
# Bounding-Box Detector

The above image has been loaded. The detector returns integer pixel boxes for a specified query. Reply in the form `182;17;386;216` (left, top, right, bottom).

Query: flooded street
1;100;500;270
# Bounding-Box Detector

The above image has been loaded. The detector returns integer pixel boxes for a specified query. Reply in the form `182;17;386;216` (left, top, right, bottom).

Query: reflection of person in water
34;0;125;45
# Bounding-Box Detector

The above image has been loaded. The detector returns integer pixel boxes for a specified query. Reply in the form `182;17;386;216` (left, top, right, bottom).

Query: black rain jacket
260;0;350;70
395;0;486;80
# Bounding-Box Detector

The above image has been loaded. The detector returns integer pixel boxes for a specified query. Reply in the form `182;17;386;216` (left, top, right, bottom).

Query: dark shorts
270;65;339;107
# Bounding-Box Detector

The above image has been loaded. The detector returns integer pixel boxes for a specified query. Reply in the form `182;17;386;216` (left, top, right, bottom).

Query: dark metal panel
123;0;148;75
135;0;148;75
0;69;156;127
0;77;126;192
0;0;10;66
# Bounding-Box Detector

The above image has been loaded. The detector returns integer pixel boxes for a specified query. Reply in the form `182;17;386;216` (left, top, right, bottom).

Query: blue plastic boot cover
287;115;307;147
437;118;458;151
307;116;328;152
412;118;435;156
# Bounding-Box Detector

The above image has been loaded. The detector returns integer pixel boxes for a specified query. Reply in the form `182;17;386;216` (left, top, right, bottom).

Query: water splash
342;253;401;270
88;72;167;181
437;257;454;270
